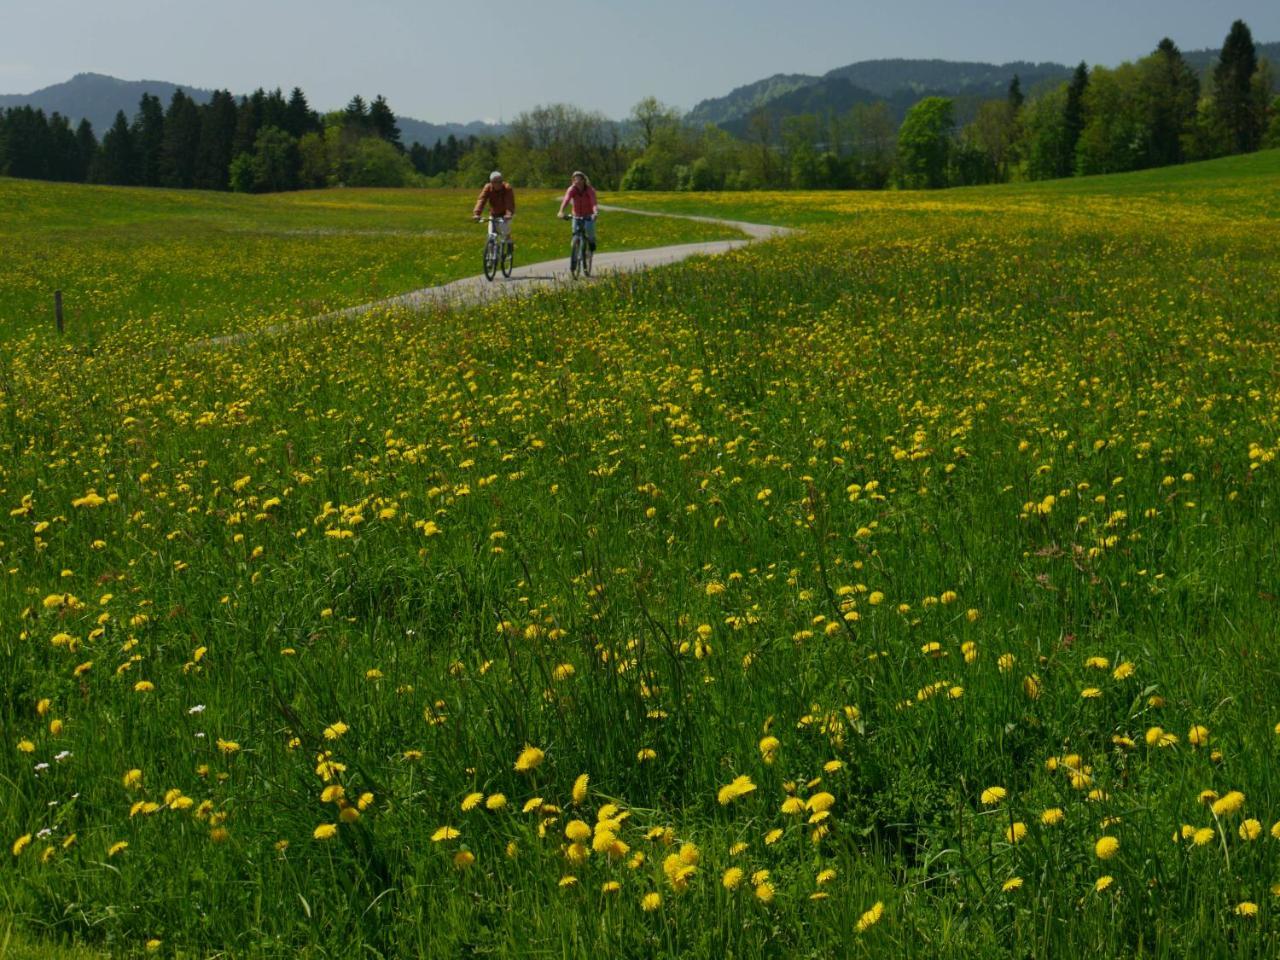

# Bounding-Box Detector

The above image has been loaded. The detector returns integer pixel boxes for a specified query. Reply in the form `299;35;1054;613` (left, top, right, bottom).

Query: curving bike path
202;206;792;347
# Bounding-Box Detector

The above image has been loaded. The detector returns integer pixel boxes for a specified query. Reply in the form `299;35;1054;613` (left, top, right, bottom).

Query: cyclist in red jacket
556;171;598;251
473;170;515;249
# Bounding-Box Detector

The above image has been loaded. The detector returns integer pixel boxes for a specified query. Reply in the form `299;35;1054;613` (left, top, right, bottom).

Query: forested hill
0;74;216;133
0;72;503;147
689;42;1280;128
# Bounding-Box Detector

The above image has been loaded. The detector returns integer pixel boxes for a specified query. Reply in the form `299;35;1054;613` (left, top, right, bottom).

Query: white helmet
490;170;503;182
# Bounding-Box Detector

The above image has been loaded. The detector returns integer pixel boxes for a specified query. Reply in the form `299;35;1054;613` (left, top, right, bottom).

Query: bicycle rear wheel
483;237;499;281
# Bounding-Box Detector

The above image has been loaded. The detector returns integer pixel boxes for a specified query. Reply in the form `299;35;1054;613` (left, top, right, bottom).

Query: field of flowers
0;179;740;345
3;150;1279;958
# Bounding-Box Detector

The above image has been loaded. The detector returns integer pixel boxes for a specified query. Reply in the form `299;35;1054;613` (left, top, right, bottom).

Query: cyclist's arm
556;187;572;218
473;184;490;218
507;188;515;218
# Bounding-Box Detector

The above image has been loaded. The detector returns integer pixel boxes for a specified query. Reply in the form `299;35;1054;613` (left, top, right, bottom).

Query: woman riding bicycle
556;171;598;252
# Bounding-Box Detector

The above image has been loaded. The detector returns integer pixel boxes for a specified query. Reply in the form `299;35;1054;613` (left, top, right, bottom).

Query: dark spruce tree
95;111;136;185
74;119;98;182
47;113;83;181
1;107;53;179
1007;75;1024;112
284;87;321;138
1214;19;1261;154
369;95;403;150
194;90;239;190
343;95;370;133
161;90;202;188
233;89;267;158
1144;38;1199;167
1062;61;1089;176
133;92;166;186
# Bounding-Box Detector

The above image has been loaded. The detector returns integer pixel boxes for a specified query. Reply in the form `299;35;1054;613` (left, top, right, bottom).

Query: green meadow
2;152;1279;958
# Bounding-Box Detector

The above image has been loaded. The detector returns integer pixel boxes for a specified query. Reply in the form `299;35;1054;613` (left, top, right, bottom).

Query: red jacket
562;183;597;217
474;181;515;217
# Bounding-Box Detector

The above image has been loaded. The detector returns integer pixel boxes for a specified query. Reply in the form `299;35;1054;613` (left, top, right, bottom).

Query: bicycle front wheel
483;238;499;281
582;242;593;277
501;240;514;278
570;235;582;279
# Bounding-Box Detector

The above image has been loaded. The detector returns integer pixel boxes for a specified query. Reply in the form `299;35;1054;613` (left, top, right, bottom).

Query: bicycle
563;214;595;279
478;215;514;281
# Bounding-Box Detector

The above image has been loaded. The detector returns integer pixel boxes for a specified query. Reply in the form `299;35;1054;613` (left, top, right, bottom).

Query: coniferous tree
74;119;98;181
194;90;239;190
47;113;83;181
1061;62;1089;176
161;91;202;188
1143;39;1199;167
1;107;52;179
1007;75;1024;113
233;89;266;157
369;95;402;150
1214;19;1261;154
284;87;321;138
133;93;166;185
343;95;370;133
262;88;289;131
95;111;136;184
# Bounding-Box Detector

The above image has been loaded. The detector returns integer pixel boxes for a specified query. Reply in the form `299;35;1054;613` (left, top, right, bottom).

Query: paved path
202;206;791;347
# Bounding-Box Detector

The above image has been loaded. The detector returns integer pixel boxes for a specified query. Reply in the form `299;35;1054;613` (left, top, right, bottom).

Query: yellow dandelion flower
1239;819;1262;841
12;834;32;857
816;868;836;886
431;826;460;842
514;745;545;772
1235;901;1257;918
980;786;1007;806
764;828;784;845
313;823;338;841
108;841;128;857
1188;725;1210;746
484;793;506;811
1211;791;1245;817
1095;836;1120;860
1041;808;1065;826
565;820;592;843
1006;822;1028;844
1002;877;1024;893
1094;875;1114;893
453;850;475;869
1193;826;1216;846
855;901;884;933
461;792;484;812
572;773;589;805
754;881;775;903
641;892;662;912
717;774;757;805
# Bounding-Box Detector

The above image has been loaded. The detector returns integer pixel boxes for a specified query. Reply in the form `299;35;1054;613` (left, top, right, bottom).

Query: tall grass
2;152;1279;957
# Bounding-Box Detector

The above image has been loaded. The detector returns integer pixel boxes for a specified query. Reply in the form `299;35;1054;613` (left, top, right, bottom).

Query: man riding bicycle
473;170;515;249
556;171;597;251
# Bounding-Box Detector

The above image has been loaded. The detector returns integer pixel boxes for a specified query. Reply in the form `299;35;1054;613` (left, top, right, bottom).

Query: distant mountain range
4;39;1277;147
0;73;505;147
688;41;1280;131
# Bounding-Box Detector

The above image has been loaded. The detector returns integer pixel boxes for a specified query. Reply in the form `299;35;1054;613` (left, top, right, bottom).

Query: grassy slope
611;148;1280;225
0;180;742;344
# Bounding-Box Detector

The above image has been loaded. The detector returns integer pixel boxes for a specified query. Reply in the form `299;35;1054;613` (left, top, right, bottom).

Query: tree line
457;18;1275;191
2;18;1276;195
0;86;424;191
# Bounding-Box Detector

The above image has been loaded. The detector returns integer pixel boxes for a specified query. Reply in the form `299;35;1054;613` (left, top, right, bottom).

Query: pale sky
3;1;1277;121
